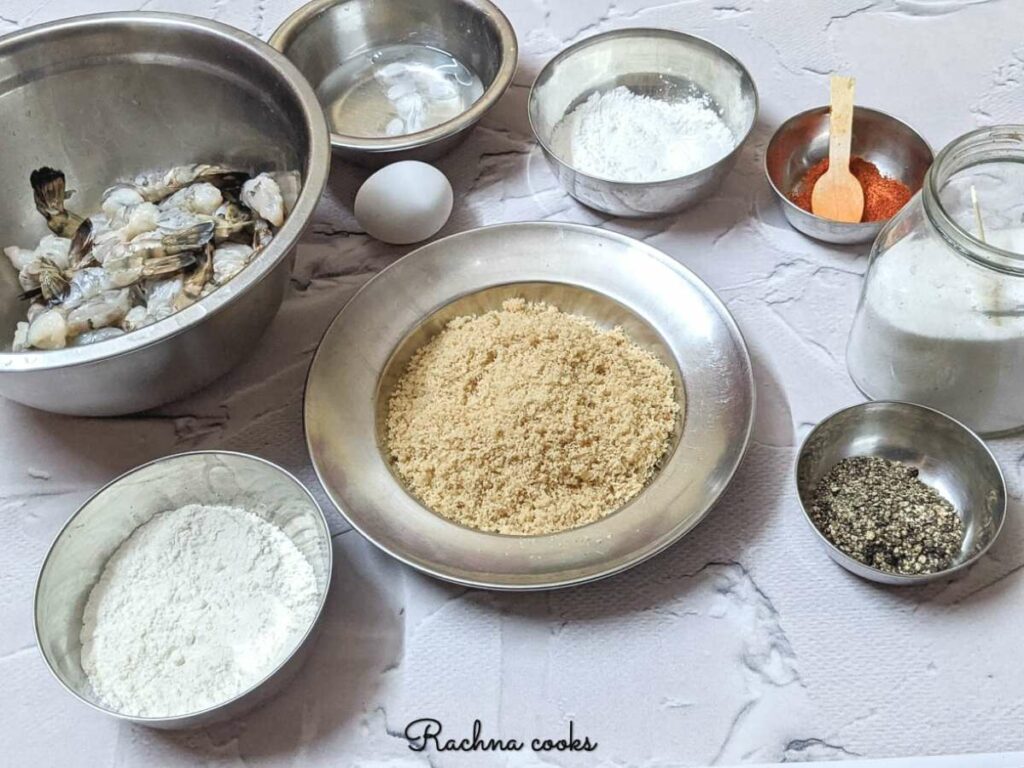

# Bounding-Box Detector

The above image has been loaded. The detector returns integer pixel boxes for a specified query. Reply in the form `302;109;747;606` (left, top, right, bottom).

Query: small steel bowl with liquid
271;0;518;166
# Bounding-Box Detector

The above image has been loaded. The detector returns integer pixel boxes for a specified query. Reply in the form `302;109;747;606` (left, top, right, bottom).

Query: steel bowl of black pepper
795;401;1006;585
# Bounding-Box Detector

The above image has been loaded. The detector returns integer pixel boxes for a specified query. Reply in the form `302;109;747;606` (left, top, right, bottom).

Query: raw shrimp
25;308;68;349
212;202;253;240
20;220;96;302
115;202;161;240
252;218;273;252
103;252;196;289
33;235;73;268
70;327;125;346
212;243;253;285
101;185;145;221
8;162;293;350
180;244;213;304
132;164;246;202
155;207;209;236
66;289;132;336
62;267;112;310
159;182;223;215
4;246;35;271
127;221;215;259
143;276;185;324
11;322;28;352
122;305;148;332
241;173;284;227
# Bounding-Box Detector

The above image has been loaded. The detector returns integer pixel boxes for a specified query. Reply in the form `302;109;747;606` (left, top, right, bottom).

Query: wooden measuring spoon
811;76;864;223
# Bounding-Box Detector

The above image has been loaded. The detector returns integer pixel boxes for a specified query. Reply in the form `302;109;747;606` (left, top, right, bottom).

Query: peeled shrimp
159;182;223;215
116;202;161;240
143;276;184;324
70;327;125;346
66;289;132;336
11;322;29;352
26;308;68;350
4;246;36;271
133;164;243;202
101;185;145;223
212;243;253;284
241;173;284;227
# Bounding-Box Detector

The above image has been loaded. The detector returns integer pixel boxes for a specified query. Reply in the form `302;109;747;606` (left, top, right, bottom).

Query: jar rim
925;124;1024;275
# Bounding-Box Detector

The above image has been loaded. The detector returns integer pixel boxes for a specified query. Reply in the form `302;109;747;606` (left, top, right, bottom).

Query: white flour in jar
80;504;320;717
847;228;1024;433
549;85;736;182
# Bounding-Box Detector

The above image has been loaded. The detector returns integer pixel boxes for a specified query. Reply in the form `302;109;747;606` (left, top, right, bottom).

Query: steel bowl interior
0;13;329;413
765;106;933;244
34;451;333;728
795;401;1006;585
305;221;754;590
527;28;757;216
270;0;517;160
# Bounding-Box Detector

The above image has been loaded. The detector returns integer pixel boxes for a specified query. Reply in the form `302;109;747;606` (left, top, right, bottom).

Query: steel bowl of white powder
34;451;333;728
529;28;758;218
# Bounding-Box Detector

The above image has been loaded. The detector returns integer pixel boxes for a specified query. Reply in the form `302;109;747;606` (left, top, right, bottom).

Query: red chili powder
790;157;912;222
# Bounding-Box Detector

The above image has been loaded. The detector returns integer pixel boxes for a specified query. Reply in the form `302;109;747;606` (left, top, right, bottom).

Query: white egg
354;161;454;245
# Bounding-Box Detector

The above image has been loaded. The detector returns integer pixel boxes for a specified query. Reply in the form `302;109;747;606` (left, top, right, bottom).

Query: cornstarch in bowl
549;85;736;183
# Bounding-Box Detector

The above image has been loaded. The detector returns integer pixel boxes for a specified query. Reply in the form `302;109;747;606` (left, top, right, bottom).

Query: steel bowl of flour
529;28;758;218
34;451;333;729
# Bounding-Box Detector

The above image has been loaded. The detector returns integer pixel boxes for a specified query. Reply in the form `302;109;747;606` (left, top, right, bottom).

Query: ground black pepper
808;456;964;575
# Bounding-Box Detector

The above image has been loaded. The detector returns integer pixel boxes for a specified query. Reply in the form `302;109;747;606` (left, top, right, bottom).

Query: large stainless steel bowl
35;451;333;729
0;13;330;416
270;0;518;166
305;222;755;590
529;29;758;218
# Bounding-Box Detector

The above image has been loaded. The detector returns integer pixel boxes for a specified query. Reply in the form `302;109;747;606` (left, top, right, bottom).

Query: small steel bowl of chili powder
765;106;933;244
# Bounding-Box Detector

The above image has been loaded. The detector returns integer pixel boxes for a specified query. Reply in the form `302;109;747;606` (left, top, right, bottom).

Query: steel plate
304;221;754;589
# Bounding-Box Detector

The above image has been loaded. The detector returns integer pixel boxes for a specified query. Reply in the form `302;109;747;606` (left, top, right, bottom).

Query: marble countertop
3;0;1024;765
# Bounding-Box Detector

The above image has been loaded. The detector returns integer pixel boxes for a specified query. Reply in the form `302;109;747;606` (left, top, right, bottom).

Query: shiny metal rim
304;221;755;590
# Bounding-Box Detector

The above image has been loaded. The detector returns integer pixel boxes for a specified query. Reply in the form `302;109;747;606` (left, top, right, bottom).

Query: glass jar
847;125;1024;436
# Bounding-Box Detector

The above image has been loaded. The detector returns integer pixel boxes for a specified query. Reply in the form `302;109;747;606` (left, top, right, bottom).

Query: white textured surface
3;0;1024;765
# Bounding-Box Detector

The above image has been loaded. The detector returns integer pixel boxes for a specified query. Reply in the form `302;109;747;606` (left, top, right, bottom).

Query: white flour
847;228;1024;433
549;85;736;183
80;504;320;717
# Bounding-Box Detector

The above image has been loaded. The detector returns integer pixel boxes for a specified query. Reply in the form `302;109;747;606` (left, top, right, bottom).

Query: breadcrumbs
385;299;681;535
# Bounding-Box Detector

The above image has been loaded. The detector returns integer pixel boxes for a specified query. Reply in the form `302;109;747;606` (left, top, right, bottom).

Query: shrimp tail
182;243;214;299
68;218;95;270
17;287;42;301
252;218;273;252
141;253;197;280
30;167;84;237
161;221;216;255
30;167;66;218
